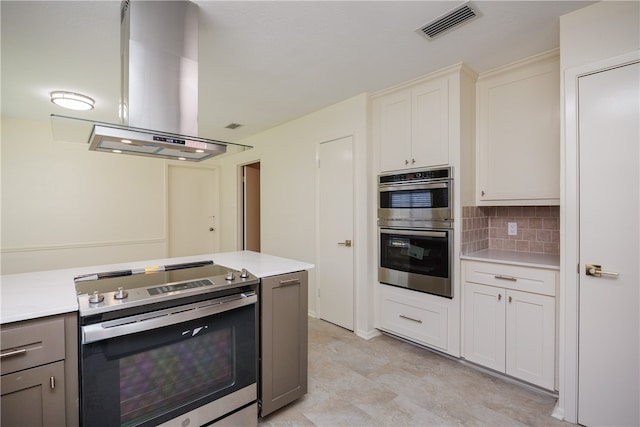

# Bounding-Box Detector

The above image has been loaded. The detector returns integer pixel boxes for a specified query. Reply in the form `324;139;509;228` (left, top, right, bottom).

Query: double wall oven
378;167;454;298
75;261;259;427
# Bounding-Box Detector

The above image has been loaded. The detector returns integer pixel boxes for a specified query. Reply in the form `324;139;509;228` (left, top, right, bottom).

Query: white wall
1;94;374;334
1;117;168;274
210;93;373;332
560;1;640;70
558;1;640;423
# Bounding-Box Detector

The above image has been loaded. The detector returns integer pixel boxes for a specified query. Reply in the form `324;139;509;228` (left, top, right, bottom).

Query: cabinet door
259;271;308;417
505;289;555;389
1;361;66;427
412;78;449;168
378;90;412;172
476;52;560;205
464;283;505;372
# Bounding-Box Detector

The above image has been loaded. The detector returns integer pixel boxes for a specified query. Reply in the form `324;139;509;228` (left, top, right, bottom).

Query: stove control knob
225;271;235;281
88;291;104;304
240;268;249;279
114;287;128;300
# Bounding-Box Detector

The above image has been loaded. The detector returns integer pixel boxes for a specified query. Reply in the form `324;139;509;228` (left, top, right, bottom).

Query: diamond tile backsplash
462;206;560;255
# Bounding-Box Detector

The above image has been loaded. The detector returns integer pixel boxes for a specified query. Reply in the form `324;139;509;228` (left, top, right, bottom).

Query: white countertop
460;249;560;269
0;251;314;325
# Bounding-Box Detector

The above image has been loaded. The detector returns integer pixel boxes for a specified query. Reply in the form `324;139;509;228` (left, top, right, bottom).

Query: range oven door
79;294;257;427
379;227;453;298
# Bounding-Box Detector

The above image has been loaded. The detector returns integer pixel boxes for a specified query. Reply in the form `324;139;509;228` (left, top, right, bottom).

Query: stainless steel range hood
52;0;250;162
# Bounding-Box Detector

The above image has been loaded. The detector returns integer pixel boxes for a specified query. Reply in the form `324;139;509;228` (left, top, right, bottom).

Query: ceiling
1;1;594;143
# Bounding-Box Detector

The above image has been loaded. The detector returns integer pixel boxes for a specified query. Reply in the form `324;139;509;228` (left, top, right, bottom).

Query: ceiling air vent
416;2;479;40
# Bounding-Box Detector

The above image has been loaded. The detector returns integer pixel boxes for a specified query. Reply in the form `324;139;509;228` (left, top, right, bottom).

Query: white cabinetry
463;260;556;390
378;284;449;351
374;69;452;172
476;50;560;205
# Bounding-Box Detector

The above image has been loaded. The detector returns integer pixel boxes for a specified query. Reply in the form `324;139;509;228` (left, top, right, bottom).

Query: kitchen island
0;250;314;324
0;251;313;427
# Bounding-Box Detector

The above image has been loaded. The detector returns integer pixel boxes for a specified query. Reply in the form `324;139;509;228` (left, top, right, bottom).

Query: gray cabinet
259;270;308;417
1;313;78;427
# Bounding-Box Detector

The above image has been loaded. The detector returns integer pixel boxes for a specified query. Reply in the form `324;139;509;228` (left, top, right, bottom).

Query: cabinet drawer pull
279;278;300;286
495;275;517;282
0;348;27;359
399;314;422;324
498;293;502;301
50;376;56;390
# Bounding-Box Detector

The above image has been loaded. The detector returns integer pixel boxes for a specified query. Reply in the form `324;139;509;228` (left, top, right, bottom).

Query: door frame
236;160;262;251
560;49;640;423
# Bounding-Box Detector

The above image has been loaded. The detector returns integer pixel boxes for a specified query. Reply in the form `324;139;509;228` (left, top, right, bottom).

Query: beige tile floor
259;316;574;427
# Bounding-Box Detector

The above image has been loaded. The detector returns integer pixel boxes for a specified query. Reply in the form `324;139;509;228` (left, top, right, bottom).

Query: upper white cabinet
374;69;453;172
476;50;560;205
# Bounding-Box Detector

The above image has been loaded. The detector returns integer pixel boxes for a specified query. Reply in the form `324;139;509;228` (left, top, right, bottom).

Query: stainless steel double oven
378;167;454;298
75;261;259;427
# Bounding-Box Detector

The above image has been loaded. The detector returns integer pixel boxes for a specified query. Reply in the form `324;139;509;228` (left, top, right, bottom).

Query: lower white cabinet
378;284;449;351
463;260;556;390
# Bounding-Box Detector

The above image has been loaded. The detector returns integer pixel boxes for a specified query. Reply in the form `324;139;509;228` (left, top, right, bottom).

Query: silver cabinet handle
498;293;502;301
337;240;352;247
279;278;301;286
495;275;517;282
399;314;422;324
0;348;27;359
50;376;56;390
586;264;619;278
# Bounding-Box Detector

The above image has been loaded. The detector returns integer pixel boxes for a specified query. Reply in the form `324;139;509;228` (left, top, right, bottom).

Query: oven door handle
378;181;448;192
380;228;448;238
81;293;257;344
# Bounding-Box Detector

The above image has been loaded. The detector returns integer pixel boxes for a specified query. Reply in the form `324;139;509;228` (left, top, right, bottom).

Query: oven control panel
148;279;213;295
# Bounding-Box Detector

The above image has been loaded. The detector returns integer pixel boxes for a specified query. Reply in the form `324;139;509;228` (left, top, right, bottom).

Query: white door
318;136;354;330
168;165;219;257
578;60;639;426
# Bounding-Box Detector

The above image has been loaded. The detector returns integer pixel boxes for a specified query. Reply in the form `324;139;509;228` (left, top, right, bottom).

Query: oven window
80;303;256;427
380;187;449;209
380;231;449;278
119;328;234;425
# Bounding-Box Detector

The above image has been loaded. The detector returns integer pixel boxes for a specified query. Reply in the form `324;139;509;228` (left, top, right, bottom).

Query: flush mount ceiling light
50;91;95;111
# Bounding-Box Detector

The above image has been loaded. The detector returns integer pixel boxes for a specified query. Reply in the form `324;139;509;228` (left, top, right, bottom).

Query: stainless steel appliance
75;260;259;427
378;166;452;228
378;167;454;298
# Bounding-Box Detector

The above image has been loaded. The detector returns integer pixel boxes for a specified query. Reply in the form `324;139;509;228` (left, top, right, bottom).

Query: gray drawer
1;316;65;375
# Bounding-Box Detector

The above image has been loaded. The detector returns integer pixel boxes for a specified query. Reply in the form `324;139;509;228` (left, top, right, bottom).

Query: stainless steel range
75;260;259;427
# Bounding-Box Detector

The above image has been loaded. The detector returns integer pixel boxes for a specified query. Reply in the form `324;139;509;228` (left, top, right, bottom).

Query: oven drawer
1;316;65;375
378;284;448;351
463;261;557;296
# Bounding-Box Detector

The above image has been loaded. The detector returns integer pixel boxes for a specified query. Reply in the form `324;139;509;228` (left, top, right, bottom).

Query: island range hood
53;0;250;162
